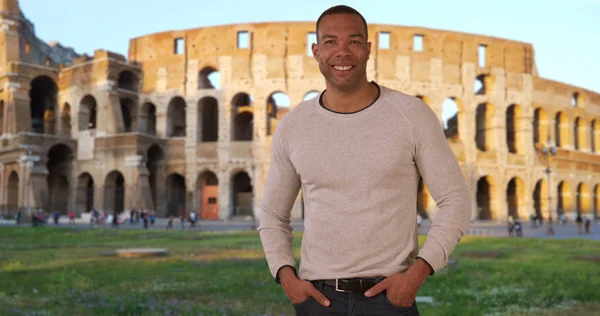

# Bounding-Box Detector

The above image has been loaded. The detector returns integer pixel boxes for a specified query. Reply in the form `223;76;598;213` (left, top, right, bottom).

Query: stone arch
78;95;97;131
197;170;219;219
146;145;164;211
231;92;253;141
118;70;138;91
76;172;94;215
197;97;219;142
476;103;496;151
231;171;253;217
140;102;157;135
557;181;573;216
60;103;71;135
166;173;186;217
574;116;586;151
506;177;525;220
477;176;496;220
555;112;569;148
533;178;549;220
506;104;524;154
104;171;125;215
46;144;74;213
591;119;599;153
198;66;220;89
167;96;186;137
572;92;583;107
29;75;58;134
576;182;592;215
120;98;137;132
303;90;320;101
533;107;549;145
7;171;19;215
474;74;494;95
266;91;290;136
442;97;464;141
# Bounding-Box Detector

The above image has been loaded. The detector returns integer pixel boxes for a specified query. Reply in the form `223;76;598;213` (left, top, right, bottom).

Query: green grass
0;227;599;315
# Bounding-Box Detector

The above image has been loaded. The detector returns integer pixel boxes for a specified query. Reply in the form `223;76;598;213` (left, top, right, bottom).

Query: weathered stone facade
1;0;599;221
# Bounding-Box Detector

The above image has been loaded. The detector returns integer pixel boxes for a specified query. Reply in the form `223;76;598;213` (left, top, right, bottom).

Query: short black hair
316;5;368;42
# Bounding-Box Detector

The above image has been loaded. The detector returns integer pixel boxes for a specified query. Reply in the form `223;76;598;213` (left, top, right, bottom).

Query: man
257;5;472;315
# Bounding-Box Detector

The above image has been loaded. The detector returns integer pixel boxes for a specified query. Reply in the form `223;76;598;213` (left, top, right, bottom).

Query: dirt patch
461;250;505;259
570;255;600;263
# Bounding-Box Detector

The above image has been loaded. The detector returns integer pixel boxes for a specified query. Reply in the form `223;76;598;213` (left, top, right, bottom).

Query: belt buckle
335;279;351;292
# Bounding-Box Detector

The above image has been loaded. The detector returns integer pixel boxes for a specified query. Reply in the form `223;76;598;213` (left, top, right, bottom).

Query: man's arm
257;119;302;282
411;100;472;274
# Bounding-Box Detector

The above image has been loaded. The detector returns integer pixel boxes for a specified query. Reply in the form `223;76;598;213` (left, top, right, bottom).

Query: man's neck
322;81;379;113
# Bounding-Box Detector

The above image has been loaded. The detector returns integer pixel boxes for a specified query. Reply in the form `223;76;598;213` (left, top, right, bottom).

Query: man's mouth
331;65;354;71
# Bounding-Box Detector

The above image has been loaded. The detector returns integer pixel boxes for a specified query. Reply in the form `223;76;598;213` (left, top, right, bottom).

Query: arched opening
197;97;219;142
442;97;460;140
231;171;253;216
266;92;290;136
576;182;591;215
140;103;157;136
574;117;586;151
76;173;94;215
104;171;125;215
46;144;73;213
231;93;253;141
118;70;137;91
198;67;220;89
506;104;523;154
555;112;568;148
167;97;186;137
572;92;581;107
557;181;572;216
477;176;494;220
146;145;164;212
507;177;525;220
591;119;599;153
198;171;219;219
120;98;136;132
533;179;548;220
166;173;186;217
29;76;58;134
474;74;493;95
7;171;19;216
303;90;320;101
78;95;97;131
533;108;548;145
417;177;429;219
476;103;495;151
61;103;71;135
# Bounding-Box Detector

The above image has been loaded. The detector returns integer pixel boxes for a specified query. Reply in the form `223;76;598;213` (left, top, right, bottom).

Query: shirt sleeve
410;99;472;273
257;118;302;281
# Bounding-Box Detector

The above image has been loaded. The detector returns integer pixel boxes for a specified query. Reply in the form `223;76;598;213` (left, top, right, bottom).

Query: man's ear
312;43;319;61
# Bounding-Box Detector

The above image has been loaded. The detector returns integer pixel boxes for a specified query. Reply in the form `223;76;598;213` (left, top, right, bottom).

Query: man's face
312;14;371;92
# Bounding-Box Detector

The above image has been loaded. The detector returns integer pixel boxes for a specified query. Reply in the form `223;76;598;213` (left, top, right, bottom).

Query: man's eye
324;40;335;44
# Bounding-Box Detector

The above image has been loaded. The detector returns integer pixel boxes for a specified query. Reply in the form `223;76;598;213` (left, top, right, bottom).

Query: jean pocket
383;293;414;311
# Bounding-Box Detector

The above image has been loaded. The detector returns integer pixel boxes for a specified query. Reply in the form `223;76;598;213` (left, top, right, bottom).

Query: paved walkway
1;216;599;240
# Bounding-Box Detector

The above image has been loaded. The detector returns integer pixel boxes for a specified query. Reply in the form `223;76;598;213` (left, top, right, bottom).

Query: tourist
257;5;472;315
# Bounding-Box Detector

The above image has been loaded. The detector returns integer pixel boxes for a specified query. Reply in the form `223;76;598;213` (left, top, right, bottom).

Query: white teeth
333;65;353;71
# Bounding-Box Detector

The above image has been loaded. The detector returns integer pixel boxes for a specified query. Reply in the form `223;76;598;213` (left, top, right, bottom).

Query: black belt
314;277;384;292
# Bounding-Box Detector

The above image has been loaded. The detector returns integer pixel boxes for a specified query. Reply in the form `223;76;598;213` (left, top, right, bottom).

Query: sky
18;0;600;96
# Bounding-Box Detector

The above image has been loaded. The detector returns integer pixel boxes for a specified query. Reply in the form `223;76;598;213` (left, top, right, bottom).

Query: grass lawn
0;227;599;315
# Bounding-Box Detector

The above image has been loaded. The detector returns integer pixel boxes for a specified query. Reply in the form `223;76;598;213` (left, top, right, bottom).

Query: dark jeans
293;280;419;315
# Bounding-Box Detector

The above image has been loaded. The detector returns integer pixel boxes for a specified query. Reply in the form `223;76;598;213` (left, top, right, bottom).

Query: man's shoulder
274;96;318;132
379;85;432;115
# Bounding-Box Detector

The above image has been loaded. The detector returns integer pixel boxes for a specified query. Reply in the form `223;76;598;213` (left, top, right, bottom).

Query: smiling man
257;5;472;315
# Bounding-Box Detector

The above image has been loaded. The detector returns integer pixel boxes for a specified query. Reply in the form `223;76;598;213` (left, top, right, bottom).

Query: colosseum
0;0;599;222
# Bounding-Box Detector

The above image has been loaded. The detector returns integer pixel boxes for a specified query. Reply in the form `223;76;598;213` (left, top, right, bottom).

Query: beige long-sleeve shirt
257;83;472;282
